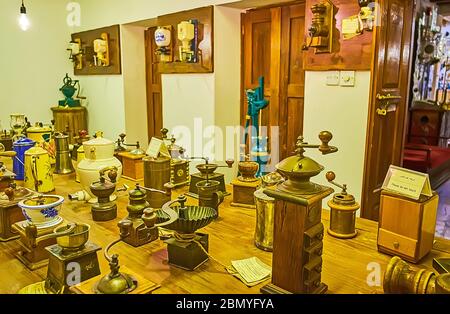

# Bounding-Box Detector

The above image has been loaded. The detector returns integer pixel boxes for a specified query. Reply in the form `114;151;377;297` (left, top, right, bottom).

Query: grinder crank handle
105;220;133;263
156;195;186;228
325;171;347;193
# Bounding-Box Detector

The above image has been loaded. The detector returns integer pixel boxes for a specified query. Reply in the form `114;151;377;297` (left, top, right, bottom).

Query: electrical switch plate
326;71;340;86
340;71;355;87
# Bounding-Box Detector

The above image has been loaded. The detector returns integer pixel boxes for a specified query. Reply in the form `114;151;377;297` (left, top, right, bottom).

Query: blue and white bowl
18;195;64;229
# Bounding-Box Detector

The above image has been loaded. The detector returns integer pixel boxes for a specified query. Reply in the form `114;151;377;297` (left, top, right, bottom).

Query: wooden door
241;2;306;162
145;27;163;140
361;0;414;221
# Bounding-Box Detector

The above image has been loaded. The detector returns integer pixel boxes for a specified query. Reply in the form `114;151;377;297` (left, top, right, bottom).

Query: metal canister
254;172;284;251
54;133;74;174
12;137;35;180
24;146;54;193
143;156;171;208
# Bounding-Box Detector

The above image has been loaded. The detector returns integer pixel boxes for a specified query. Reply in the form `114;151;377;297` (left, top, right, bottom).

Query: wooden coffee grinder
261;131;338;294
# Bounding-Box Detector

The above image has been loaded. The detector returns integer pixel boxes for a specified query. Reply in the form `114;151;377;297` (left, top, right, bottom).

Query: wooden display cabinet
51;106;88;144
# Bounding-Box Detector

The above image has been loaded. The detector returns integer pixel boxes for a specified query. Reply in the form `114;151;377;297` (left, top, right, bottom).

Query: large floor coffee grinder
261;131;338;294
186;157;234;198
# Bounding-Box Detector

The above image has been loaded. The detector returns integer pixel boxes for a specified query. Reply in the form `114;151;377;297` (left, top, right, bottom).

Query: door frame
360;0;417;220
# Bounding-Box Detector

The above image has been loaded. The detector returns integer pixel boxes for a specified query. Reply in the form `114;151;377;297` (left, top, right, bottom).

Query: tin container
13;137;36;180
54;133;74;174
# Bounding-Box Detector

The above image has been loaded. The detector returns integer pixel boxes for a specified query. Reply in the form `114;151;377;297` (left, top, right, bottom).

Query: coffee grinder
186;156;234;198
157;195;217;270
115;133;145;155
325;171;360;239
0;149;16;191
13;194;66;270
89;166;127;221
160;128;190;187
91;202;179;294
261;131;338;294
230;158;260;208
0;184;33;241
121;183;173;247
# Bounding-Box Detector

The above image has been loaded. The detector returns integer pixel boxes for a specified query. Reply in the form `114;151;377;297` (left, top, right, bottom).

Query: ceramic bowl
18;195;64;229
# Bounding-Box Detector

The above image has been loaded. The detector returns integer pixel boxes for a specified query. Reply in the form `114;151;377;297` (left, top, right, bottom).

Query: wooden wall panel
304;0;374;70
72;25;121;75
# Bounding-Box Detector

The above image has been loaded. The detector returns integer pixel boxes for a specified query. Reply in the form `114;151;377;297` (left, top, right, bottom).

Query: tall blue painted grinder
243;76;269;177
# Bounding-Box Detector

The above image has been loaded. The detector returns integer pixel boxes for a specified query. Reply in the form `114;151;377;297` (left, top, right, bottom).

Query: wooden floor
1;171;449;294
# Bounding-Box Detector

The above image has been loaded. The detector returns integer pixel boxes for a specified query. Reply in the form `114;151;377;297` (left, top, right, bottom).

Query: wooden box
230;179;260;208
118;152;144;181
377;191;439;263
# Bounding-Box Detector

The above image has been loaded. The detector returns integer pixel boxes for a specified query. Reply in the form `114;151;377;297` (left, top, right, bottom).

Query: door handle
376;93;402;101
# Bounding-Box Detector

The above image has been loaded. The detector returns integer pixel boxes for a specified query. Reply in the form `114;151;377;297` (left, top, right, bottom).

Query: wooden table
0;172;449;294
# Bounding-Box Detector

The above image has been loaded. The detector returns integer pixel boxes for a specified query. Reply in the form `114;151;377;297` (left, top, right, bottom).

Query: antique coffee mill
261;131;338;294
89;166;127;221
185;156;234;198
157;194;217;270
160;128;190;188
120;183;173;247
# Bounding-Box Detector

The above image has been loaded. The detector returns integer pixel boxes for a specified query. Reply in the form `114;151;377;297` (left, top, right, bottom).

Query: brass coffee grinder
325;171;360;239
89;166;127;221
0;184;33;241
22;222;101;294
92;202;179;294
384;256;450;294
261;131;338;294
115;133;145;155
230;157;260;208
186;156;234;198
157;195;217;270
161;128;190;187
121;183;173;247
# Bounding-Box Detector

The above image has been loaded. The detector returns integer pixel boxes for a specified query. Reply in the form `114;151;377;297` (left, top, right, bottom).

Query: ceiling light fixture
18;0;30;31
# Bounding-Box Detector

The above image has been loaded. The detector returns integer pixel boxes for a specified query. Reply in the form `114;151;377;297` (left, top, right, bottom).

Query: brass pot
55;223;90;251
238;161;259;182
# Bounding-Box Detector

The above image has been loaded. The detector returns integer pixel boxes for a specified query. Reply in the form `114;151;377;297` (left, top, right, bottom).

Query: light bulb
18;2;30;31
18;13;30;31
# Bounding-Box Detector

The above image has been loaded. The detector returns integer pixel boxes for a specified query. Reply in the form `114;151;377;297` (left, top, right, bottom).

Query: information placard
382;165;432;200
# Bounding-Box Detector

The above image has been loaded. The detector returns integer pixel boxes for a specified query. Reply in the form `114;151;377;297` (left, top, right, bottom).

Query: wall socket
326;71;340;86
340;71;356;87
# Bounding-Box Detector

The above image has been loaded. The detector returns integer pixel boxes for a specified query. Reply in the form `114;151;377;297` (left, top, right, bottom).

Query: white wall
0;0;72;128
74;0;240;141
303;71;371;215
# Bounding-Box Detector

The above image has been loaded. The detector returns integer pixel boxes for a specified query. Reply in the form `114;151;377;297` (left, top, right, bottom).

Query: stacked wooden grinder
261;131;338;294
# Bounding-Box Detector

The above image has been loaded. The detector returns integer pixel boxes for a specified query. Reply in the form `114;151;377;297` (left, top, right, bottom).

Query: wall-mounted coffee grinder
89;166;127;221
121;183;172;247
185;156;234;198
